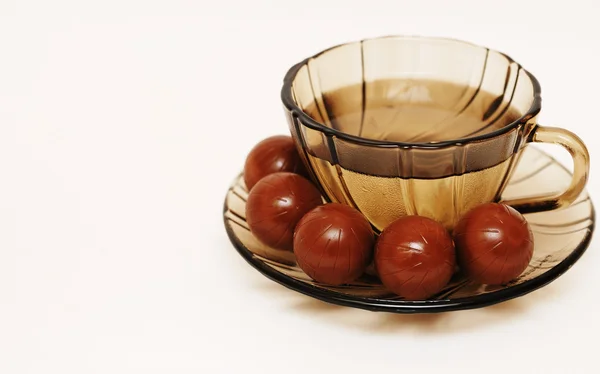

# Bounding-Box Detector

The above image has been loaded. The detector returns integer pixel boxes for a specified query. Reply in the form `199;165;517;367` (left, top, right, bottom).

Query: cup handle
501;125;590;214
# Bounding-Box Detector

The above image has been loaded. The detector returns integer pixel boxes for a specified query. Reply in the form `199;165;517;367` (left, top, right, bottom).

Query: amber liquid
302;79;523;231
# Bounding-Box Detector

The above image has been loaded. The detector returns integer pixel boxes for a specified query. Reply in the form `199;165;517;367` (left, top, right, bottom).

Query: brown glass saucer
223;146;594;313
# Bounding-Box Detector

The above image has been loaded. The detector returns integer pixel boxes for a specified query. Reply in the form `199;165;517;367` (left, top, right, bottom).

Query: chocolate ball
454;203;534;285
375;216;456;300
243;135;308;190
293;203;374;285
246;172;322;251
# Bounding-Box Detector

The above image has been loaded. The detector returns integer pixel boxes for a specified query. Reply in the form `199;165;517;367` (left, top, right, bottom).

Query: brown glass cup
281;36;589;232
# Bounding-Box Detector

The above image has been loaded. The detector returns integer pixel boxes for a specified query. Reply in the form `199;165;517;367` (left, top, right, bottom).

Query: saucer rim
224;203;593;314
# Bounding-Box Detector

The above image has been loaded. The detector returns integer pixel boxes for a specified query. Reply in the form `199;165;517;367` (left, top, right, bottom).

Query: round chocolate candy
375;216;456;300
454;203;534;285
246;172;322;251
293;203;374;285
243;135;308;191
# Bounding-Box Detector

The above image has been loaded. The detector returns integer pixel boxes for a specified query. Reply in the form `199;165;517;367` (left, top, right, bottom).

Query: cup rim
281;35;542;149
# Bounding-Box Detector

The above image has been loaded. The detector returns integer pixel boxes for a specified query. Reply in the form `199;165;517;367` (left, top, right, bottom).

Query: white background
2;0;599;373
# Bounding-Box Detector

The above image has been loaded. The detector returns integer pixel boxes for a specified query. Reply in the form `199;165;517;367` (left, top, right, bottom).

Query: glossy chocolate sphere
246;172;322;251
293;203;374;285
454;203;534;285
243;135;308;190
375;216;456;300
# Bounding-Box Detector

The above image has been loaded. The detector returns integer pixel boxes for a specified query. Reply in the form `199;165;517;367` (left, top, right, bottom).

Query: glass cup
281;35;589;232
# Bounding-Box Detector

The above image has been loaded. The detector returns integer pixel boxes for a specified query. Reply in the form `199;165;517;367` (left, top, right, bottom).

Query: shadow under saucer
249;267;564;334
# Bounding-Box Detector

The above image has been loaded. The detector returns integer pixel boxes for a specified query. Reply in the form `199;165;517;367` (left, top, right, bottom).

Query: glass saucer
223;146;594;313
